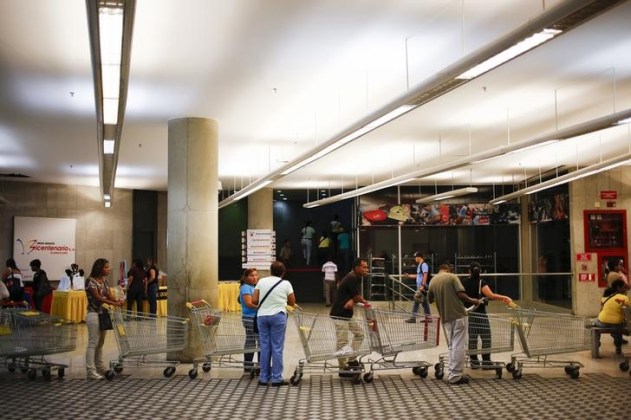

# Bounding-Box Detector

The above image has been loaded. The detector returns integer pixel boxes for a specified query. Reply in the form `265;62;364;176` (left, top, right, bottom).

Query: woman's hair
89;258;109;279
5;258;17;270
604;279;626;297
240;268;257;285
607;257;621;272
469;262;481;280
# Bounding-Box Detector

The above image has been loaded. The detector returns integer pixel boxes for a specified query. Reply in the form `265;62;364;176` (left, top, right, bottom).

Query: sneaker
332;345;354;357
96;366;107;375
448;375;470;385
271;380;289;387
469;361;480;370
258;381;269;387
405;318;416;323
87;371;104;380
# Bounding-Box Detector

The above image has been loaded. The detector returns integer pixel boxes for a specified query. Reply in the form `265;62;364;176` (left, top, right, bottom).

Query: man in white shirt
322;260;338;307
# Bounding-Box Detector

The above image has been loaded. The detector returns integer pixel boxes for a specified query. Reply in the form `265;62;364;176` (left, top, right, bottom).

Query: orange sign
600;191;617;200
578;273;596;282
576;253;592;262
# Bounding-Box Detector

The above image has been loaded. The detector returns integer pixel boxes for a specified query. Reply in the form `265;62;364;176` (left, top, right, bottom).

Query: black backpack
5;270;24;301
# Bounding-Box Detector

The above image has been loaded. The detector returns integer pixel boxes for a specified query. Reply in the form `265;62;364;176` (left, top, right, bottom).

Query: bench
590;326;629;358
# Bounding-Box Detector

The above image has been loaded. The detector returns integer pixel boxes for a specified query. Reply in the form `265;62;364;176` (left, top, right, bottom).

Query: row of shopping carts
0;301;597;383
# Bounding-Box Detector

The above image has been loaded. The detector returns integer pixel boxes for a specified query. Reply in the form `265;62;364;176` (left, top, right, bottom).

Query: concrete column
167;117;218;362
248;188;273;277
519;197;534;303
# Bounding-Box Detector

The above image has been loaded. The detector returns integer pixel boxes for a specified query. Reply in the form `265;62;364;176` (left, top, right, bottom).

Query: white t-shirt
322;261;338;281
255;276;294;317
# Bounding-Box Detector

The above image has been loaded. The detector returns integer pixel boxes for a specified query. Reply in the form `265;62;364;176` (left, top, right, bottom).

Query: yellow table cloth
218;282;241;312
51;290;87;323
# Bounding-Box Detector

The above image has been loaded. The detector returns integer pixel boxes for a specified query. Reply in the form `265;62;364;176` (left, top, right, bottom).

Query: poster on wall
241;229;276;270
359;196;519;226
13;217;76;281
528;193;569;223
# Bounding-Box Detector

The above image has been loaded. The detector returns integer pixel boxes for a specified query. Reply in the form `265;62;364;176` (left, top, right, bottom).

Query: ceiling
1;0;631;203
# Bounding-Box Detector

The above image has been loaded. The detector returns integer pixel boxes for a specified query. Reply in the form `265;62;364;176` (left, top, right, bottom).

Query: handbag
98;310;113;331
253;279;284;334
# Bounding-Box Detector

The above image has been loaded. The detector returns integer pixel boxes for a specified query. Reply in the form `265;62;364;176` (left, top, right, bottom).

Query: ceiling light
617;117;631;125
104;200;111;208
218;179;274;209
415;187;478;203
456;29;562;80
103;193;111;200
489;152;631;205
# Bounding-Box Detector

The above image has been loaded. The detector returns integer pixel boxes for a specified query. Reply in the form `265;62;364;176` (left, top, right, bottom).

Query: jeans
444;317;467;383
594;320;624;349
411;292;431;316
334;318;365;367
301;238;313;265
147;282;158;317
324;281;336;306
468;313;492;362
242;316;260;370
126;286;144;315
85;311;107;373
257;312;288;383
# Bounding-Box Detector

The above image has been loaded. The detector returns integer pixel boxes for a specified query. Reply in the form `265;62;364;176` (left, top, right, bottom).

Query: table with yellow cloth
218;282;241;312
50;290;88;323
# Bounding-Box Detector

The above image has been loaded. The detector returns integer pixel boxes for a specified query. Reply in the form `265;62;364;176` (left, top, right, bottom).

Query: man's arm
457;290;481;307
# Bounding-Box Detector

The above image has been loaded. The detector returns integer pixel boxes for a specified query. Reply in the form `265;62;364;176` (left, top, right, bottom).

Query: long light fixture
218;180;274;209
86;0;136;207
456;29;561;80
415;187;478;204
219;0;623;209
303;107;631;208
489;152;631;205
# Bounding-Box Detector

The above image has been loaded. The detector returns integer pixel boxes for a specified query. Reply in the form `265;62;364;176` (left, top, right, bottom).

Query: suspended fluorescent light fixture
280;105;415;176
617;117;631;125
99;4;123;124
415;187;478;203
489;152;631;205
103;139;115;154
218;180;274;209
456;29;562;80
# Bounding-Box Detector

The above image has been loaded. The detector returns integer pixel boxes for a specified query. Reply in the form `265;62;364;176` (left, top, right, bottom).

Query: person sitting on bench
593;279;629;355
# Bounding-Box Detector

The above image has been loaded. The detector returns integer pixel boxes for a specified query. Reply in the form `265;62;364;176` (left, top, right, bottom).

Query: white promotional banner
13;217;76;281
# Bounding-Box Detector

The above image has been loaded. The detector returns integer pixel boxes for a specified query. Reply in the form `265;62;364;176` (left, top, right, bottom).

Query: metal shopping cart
0;308;76;379
358;305;440;382
104;308;189;380
186;300;259;379
291;308;371;385
507;308;591;379
436;310;514;379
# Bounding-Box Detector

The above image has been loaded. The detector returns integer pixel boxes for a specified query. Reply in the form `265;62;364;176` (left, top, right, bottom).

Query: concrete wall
0;181;132;285
571;166;631;317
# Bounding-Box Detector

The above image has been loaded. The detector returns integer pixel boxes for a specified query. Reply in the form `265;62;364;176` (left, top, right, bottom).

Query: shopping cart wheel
352;374;362;385
570;368;580;379
290;374;301;385
113;364;124;374
105;370;116;380
412;366;421;376
435;368;444;380
20;367;29;374
620;361;630;372
511;368;522;379
42;368;51;380
363;372;374;383
434;363;441;371
495;368;502;379
7;362;16;373
58;368;65;379
27;369;36;380
188;368;198;379
506;362;515;373
163;367;176;377
202;362;212;373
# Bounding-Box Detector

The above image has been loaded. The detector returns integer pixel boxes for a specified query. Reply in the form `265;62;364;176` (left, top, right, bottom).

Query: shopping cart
0;308;76;379
104;308;189;380
436;310;514;379
186;300;259;379
358;305;440;382
291;308;371;385
507;308;591;379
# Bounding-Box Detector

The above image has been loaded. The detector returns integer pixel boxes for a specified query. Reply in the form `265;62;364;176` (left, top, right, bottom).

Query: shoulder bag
99;309;113;330
252;279;284;334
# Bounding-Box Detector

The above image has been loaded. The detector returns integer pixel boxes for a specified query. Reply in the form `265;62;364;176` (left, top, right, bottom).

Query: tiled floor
2;303;631;419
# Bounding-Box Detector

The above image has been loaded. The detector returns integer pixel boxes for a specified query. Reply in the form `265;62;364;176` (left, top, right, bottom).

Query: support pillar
167;117;218;362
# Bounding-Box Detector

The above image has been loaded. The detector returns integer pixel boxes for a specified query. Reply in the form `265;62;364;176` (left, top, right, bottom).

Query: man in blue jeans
405;251;431;322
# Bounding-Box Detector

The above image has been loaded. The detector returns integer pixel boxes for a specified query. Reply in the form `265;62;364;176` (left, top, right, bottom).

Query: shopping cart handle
186;299;209;309
466;298;488;312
